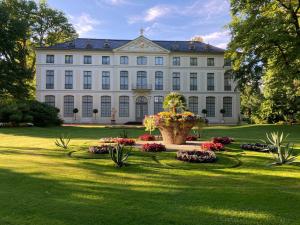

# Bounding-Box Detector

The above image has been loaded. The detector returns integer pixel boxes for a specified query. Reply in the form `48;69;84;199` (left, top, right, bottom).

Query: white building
35;35;240;124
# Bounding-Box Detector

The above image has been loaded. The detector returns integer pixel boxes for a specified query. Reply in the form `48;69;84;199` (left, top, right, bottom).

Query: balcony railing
132;84;152;91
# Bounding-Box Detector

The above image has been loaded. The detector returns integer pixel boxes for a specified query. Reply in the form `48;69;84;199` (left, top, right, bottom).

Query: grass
0;124;299;225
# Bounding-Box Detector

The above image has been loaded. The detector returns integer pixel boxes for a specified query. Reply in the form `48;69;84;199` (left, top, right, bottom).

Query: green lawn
0;124;299;225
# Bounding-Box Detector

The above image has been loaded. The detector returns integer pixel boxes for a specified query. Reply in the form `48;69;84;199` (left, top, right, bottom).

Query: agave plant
109;144;130;167
265;132;298;165
55;134;71;150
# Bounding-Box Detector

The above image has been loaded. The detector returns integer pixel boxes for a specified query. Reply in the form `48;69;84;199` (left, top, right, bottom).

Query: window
44;95;55;107
223;97;232;117
137;71;147;88
224;59;231;66
101;96;111;117
65;55;73;64
207;73;214;91
155;71;163;90
190;57;197;66
189;96;198;114
82;96;93;117
119;96;129;117
190;73;197;91
172;72;180;90
207;58;214;66
173;57;180;66
46;70;54;89
46;55;54;63
206;97;215;117
64;95;74;117
83;71;92;89
224;72;232;91
154;96;164;114
65;70;73;89
120;71;128;90
102;56;110;65
102;71;110;90
120;56;128;64
137;56;147;65
84;55;92;64
155;57;163;65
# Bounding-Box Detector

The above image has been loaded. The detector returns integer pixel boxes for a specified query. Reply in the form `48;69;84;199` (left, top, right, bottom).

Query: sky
46;0;231;49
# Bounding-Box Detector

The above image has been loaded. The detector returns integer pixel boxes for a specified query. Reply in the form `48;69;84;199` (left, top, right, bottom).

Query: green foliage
193;117;206;138
0;100;61;127
143;115;156;135
109;144;130;168
118;129;128;138
163;92;187;113
265;132;298;165
227;0;300;123
55;134;71;150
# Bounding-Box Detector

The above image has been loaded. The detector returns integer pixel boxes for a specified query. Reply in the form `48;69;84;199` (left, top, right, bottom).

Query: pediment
114;36;169;53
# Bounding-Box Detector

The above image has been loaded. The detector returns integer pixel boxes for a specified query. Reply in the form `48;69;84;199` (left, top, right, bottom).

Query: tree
0;0;78;100
163;92;187;113
227;0;300;123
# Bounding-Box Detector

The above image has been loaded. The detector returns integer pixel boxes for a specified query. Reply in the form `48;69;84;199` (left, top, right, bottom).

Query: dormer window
103;40;110;48
85;43;93;49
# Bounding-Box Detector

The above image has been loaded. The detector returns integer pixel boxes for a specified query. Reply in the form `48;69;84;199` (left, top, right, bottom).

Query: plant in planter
93;109;98;119
201;109;208;118
220;109;225;123
139;134;155;141
176;150;216;163
73;108;79;120
142;143;166;152
153;92;203;145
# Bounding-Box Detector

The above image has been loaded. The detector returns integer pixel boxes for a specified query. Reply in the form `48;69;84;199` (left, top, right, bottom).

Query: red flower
142;143;166;152
115;138;135;146
201;142;224;151
139;134;155;141
212;137;234;145
186;135;198;141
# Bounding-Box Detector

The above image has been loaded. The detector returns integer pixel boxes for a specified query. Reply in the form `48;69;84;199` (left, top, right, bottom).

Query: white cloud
70;13;101;36
191;30;230;49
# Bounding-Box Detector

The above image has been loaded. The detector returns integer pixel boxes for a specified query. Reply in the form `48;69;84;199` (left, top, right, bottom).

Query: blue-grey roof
37;37;225;53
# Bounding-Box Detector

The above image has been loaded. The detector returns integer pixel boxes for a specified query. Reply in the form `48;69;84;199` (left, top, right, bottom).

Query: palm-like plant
55;134;71;150
265;132;298;165
109;144;130;168
163;92;187;113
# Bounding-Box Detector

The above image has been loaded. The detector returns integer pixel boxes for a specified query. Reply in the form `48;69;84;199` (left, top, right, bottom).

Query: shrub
89;145;112;154
142;143;166;152
115;138;135;146
186;135;198;141
176;150;216;163
109;144;130;167
139;134;155;141
212;137;234;145
201;142;224;151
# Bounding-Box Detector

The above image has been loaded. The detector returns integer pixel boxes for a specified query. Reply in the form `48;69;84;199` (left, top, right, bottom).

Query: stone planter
158;121;196;145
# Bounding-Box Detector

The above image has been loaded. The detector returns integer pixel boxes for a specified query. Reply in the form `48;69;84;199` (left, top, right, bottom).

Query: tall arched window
154;96;164;114
45;95;55;107
101;96;111;117
82;96;93;117
223;97;232;117
64;95;74;117
206;96;215;117
188;96;198;114
119;96;129;117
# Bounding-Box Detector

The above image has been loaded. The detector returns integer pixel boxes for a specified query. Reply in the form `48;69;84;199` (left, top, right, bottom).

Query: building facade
35;35;240;124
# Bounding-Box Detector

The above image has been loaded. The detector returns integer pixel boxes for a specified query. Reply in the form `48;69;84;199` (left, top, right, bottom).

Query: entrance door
136;96;148;122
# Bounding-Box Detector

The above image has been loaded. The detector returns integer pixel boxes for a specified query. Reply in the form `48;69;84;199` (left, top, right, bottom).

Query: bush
176;150;216;163
0;100;62;127
212;137;234;145
142;143;166;152
139;134;155;141
201;142;224;151
186;135;198;141
115;138;135;146
89;145;113;154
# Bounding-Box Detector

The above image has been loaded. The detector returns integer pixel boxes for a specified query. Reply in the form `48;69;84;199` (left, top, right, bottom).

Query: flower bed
201;142;225;151
240;143;277;152
142;143;166;152
176;150;216;163
88;145;113;154
212;137;234;145
99;137;116;144
139;134;155;141
186;135;198;141
115;138;135;146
